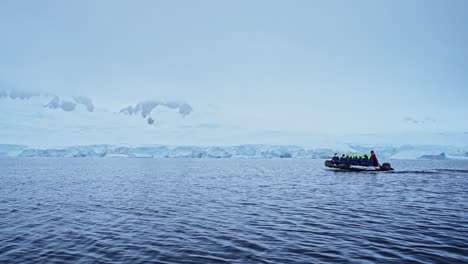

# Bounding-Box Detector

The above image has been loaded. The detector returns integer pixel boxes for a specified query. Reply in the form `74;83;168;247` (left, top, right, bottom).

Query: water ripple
1;158;467;263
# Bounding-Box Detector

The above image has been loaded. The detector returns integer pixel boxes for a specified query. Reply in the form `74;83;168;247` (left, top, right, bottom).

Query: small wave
437;169;468;174
391;169;468;175
391;170;440;174
2;158;468;264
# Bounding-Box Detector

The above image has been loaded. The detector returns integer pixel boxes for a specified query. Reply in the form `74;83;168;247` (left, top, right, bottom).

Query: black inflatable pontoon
325;160;394;172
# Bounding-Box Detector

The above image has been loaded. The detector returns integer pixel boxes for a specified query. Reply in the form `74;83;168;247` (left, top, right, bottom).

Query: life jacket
353;156;359;165
340;156;347;164
332;154;339;163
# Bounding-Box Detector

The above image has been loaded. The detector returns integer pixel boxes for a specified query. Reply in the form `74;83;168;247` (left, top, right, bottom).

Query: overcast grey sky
1;0;467;146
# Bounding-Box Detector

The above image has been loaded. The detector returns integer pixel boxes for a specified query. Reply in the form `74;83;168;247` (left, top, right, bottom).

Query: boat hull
324;160;394;172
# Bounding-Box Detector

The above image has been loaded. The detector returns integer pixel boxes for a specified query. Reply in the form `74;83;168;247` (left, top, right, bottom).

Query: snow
0;144;27;157
10;144;324;158
1;144;466;159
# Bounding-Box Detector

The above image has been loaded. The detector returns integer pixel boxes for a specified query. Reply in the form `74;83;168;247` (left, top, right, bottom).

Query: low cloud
404;117;419;124
0;89;8;98
2;88;193;126
403;117;436;124
44;96;94;112
197;123;221;129
44;96;75;112
73;96;95;112
120;100;193;125
0;88;39;100
1;88;95;113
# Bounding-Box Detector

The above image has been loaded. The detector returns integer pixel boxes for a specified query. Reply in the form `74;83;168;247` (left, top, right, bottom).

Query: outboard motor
381;163;394;171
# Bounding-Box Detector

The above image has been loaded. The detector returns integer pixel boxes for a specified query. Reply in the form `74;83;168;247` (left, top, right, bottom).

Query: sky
1;0;467;147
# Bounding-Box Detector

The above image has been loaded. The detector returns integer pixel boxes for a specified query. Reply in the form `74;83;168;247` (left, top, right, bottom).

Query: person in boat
360;155;368;166
332;153;340;164
370;151;379;167
339;154;347;164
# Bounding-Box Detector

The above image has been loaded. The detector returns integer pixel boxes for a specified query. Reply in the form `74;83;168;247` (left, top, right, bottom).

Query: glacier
14;145;329;159
0;144;28;157
1;144;467;159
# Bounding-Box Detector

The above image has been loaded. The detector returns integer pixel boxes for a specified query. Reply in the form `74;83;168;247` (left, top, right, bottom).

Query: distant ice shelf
0;144;467;159
13;145;331;159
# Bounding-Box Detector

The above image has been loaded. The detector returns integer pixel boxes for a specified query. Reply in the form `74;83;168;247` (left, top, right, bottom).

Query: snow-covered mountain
1;144;467;159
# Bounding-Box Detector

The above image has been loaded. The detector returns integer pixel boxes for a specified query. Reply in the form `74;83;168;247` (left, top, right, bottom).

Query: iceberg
418;153;446;160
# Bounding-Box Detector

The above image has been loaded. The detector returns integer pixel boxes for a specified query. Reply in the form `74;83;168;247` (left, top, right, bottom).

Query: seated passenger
360;156;368;166
362;155;369;166
367;158;375;166
353;155;359;165
332;153;340;163
339;154;347;164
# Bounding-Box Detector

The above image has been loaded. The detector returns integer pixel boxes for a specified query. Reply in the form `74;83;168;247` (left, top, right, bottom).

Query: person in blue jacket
339;154;347;164
332;153;340;164
360;155;368;166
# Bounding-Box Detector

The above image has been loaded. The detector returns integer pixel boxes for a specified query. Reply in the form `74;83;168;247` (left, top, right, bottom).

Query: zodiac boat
324;160;394;172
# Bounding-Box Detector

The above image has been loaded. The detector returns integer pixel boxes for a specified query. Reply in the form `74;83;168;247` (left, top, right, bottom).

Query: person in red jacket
370;150;379;167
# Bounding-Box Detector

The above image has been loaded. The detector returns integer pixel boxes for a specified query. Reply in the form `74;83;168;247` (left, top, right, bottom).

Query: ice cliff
0;144;467;159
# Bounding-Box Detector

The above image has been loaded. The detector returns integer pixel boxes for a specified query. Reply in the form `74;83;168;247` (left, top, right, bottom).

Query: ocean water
1;158;467;264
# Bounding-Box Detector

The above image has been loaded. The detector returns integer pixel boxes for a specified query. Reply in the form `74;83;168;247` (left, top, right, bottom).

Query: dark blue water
1;158;467;263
